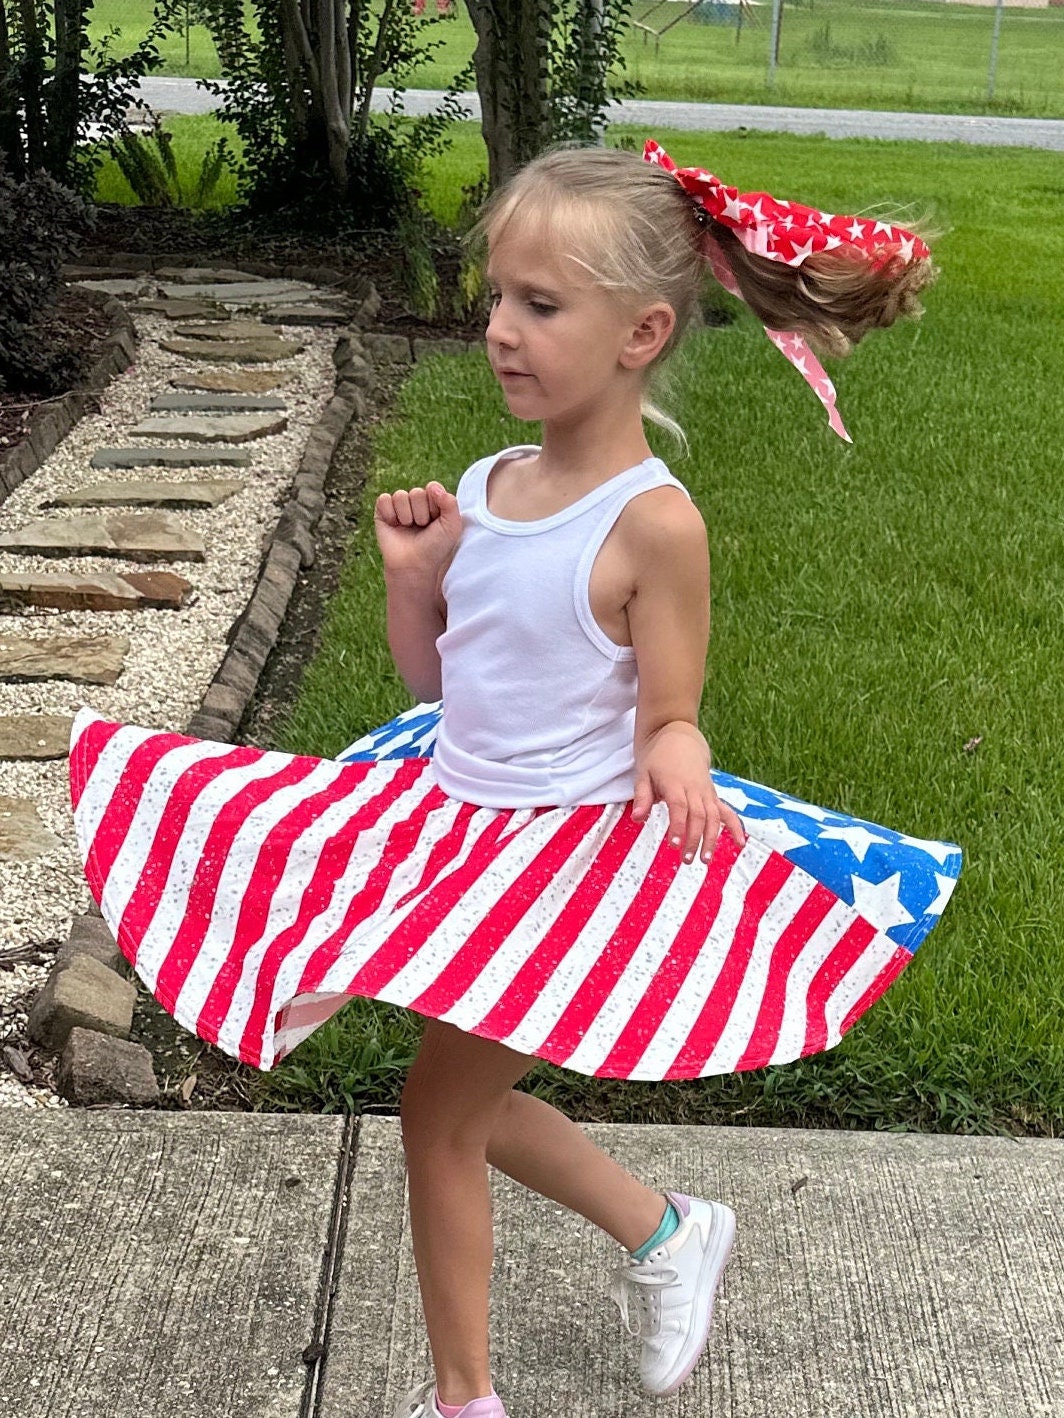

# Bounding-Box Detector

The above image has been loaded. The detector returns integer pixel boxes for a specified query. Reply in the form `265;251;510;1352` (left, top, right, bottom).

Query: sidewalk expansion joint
300;1111;360;1418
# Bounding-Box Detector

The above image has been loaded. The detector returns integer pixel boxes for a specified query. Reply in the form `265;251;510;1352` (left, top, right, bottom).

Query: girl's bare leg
400;1018;538;1406
400;1019;670;1408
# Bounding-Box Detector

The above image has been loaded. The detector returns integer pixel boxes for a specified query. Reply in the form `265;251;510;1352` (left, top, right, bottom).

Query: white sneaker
609;1190;736;1396
393;1378;508;1418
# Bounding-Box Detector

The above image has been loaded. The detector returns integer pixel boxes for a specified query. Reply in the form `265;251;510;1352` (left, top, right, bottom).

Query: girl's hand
631;723;747;864
374;482;463;579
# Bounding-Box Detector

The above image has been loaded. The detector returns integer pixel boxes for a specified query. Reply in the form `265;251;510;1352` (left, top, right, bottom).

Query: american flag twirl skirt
68;702;962;1080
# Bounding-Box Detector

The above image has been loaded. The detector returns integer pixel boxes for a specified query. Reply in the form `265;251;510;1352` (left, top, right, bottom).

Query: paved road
132;76;1064;150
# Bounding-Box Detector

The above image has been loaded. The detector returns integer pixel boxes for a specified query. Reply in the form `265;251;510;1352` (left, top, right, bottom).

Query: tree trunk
464;0;551;190
0;0;24;175
48;0;88;182
15;0;44;172
278;0;353;197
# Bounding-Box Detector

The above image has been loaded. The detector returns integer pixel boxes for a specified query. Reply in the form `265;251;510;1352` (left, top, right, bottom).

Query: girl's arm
375;482;462;703
624;488;745;862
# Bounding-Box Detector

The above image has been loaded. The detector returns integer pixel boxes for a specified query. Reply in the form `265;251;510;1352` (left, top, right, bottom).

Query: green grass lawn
241;127;1064;1136
89;0;1064;116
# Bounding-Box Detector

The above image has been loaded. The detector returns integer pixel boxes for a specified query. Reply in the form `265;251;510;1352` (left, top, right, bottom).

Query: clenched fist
374;481;463;579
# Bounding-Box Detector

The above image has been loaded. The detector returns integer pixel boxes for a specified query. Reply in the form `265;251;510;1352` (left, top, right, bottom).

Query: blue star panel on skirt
340;702;962;956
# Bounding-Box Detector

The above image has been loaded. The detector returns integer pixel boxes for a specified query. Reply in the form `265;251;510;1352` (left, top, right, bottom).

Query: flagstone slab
131;299;226;320
0;513;205;562
265;305;350;326
160;336;304;364
128;413;287;444
91;447;252;469
0;569;191;611
121;571;195;608
0;634;129;684
173;321;283;341
155;267;267;284
0;714;74;760
48;478;246;509
158;280;309;304
73;278;151;298
0;796;62;860
150;393;287;414
170;370;290;394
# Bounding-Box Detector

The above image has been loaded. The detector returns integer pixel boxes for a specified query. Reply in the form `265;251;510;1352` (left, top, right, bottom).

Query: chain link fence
630;0;1064;116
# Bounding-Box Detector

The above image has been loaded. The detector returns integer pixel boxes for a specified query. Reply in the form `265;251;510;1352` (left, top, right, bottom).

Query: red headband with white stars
643;139;931;442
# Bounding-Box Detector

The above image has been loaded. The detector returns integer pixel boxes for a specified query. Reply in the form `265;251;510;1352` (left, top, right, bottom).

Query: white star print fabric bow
643;139;932;442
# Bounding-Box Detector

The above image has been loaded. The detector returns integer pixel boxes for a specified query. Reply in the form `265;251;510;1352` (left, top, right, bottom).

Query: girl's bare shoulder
617;483;707;553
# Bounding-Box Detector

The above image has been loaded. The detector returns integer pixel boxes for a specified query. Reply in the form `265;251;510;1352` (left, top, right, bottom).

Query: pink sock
434;1389;502;1418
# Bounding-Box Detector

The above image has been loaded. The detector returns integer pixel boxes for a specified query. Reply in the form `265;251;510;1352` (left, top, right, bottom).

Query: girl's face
484;220;654;427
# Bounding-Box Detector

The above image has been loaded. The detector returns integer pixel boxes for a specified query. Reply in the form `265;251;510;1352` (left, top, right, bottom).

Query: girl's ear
620;301;676;370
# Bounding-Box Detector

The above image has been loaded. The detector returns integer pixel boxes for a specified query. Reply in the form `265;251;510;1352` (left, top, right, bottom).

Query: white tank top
431;444;692;808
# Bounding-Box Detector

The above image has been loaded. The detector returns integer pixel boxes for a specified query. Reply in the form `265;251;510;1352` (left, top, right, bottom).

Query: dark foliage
0;156;95;393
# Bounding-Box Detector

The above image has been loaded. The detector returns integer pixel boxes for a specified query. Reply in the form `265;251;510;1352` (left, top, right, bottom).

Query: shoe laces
609;1254;679;1338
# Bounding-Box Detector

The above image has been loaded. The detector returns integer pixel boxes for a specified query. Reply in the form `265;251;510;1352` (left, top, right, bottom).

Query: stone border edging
0;289;137;504
186;325;374;744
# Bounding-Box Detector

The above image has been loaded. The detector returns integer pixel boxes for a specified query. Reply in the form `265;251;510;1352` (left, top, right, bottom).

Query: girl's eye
530;302;555;316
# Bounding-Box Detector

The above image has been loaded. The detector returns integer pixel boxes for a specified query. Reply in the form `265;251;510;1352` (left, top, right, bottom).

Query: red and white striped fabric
69;709;911;1079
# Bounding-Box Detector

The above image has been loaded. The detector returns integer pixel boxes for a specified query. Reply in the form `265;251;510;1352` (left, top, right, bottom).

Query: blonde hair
467;144;937;447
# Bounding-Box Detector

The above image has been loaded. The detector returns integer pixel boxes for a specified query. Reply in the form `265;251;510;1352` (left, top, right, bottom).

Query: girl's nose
486;299;517;349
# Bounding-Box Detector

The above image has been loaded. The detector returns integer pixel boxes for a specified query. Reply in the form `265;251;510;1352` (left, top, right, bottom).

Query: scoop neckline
479;444;662;533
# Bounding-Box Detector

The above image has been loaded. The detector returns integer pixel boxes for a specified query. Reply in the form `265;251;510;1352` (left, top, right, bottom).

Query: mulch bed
0;285;114;460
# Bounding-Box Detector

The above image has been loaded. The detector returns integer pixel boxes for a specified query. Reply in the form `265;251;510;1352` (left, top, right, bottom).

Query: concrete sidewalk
1;1110;1061;1417
130;77;1064;151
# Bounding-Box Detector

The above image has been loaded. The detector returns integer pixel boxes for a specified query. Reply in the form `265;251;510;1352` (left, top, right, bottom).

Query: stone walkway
0;265;356;1105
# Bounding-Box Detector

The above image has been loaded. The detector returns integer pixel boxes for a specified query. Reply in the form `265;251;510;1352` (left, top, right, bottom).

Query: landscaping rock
131;299;226;320
129;413;288;444
364;333;413;363
0;633;129;684
26;954;136;1052
0;513;206;562
0;796;62;860
0;570;150;612
47;478;246;509
412;338;474;360
170;369;290;394
150;393;287;414
57;1027;160;1107
158;280;309;303
91;447;251;469
173;321;282;341
0;714;74;761
268;305;351;325
160;336;304;364
120;571;194;608
73;278;150;298
56;915;123;972
156;267;266;284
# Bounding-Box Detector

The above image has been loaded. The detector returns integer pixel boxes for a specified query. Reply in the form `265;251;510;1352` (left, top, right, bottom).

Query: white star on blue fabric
817;823;891;862
749;817;811;856
850;872;915;933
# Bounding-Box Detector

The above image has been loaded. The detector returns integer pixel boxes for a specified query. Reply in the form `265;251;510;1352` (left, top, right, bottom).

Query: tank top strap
573;460;692;660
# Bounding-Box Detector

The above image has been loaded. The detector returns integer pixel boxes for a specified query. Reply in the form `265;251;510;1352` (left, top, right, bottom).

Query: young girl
68;141;962;1418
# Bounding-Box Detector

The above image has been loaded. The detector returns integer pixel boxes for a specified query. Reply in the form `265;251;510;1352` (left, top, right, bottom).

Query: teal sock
630;1198;680;1261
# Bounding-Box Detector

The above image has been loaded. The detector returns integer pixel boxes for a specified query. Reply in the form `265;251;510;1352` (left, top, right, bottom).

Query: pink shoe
394;1378;508;1418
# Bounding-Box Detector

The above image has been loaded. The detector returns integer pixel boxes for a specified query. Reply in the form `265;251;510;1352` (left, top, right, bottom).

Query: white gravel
0;301;342;1106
